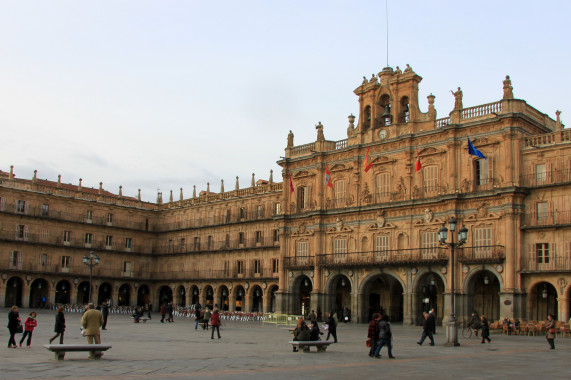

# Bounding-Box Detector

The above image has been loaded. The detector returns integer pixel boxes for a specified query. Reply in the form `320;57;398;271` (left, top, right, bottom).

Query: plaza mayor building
1;64;569;325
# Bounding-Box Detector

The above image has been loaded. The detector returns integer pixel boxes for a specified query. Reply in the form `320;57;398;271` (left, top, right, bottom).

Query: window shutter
488;156;494;185
24;225;29;240
307;185;312;208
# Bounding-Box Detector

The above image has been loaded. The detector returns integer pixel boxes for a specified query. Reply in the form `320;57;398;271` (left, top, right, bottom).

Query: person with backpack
374;314;395;359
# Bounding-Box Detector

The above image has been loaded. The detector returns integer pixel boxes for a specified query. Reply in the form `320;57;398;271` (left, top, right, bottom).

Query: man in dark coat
417;312;435;346
101;300;109;330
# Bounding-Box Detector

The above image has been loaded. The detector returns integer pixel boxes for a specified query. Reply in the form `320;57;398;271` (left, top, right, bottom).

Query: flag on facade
364;147;373;172
415;148;422;172
468;138;487;159
289;174;294;194
325;164;333;188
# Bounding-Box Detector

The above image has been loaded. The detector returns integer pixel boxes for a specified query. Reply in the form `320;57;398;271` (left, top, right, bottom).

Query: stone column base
444;319;460;347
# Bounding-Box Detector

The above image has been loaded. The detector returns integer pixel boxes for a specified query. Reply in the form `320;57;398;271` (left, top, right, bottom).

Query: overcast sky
1;0;569;202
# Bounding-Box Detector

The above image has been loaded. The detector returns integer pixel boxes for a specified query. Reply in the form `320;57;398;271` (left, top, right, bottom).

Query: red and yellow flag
289;174;294;194
364;147;373;173
325;164;333;188
415;148;422;172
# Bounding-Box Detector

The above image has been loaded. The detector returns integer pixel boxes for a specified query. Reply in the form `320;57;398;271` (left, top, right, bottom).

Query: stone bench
289;340;332;352
43;344;112;360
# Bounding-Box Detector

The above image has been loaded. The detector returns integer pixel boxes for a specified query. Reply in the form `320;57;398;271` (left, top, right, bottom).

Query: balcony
522;211;571;228
156;237;279;254
0;260;148;279
520;169;571;188
283;256;315;270
521;256;571;272
458;246;505;264
149;267;279;281
315;248;449;268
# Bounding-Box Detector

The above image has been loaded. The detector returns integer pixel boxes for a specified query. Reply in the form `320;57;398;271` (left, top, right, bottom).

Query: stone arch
527;281;558;320
175;285;186;307
463;267;502;322
54;279;71;305
233;285;246;311
218;285;230;311
137;285;150;306
5;276;23;307
98;282;112;305
250;284;264;312
288;273;313;316
29;278;49;308
358;270;405;323
117;283;131;306
412;269;446;325
324;273;352;320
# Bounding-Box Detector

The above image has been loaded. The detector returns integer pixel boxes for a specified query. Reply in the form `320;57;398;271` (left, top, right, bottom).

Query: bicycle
462;323;480;338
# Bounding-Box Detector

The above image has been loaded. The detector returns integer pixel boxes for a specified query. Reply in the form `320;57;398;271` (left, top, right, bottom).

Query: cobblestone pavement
1;309;569;379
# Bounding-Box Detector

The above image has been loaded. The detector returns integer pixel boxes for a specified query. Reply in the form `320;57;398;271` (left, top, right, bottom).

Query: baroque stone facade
1;65;569;325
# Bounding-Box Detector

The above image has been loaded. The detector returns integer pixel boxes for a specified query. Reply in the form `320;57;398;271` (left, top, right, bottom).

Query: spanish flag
289;174;294;194
364;147;373;173
415;148;422;172
325;164;333;188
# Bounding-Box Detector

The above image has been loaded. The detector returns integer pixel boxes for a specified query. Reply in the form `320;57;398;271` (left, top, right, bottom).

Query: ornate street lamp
438;217;468;347
83;250;100;303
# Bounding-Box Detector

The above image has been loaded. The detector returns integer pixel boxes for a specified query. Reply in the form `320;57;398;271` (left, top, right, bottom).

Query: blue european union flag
467;138;487;159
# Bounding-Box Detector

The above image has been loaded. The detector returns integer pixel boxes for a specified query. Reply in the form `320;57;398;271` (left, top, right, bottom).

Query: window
333;238;347;254
10;251;21;269
0;196;5;211
273;229;280;242
239;207;247;220
334;180;347;208
237;260;244;275
421;231;438;257
125;238;132;249
107;213;113;224
255;231;262;244
253;259;261;274
375;235;389;252
239;232;245;245
296;241;309;257
537;202;549;222
16;224;27;240
123;261;133;275
274;202;281;215
16;200;26;214
474;227;492;257
423;166;438;193
85;233;93;245
41;253;48;267
192;237;199;250
105;235;113;248
536;164;547;185
207;235;213;249
63;230;71;244
256;205;264;219
86;210;93;222
41;204;49;216
536;243;549;264
168;239;173;252
225;234;230;247
375;173;390;201
272;258;279;273
61;256;70;269
226;209;231;223
297;186;311;210
475;158;489;186
180;238;186;250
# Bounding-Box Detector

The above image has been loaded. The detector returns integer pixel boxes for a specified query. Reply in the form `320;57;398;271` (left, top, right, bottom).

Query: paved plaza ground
1;308;569;379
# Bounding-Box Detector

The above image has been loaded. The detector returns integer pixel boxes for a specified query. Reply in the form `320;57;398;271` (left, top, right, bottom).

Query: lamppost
83;251;100;304
438;217;468;346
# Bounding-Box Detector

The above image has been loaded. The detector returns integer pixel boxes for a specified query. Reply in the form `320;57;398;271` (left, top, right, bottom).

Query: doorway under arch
5;276;23;307
118;284;131;306
55;280;71;304
362;273;404;323
29;278;48;308
528;282;558;320
466;270;500;322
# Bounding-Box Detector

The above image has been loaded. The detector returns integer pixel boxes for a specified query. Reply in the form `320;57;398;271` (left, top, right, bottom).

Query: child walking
20;311;38;347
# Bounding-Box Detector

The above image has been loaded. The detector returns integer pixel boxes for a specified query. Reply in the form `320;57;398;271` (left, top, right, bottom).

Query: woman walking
480;315;491;344
49;307;66;344
545;314;556;349
7;306;21;348
19;311;38;347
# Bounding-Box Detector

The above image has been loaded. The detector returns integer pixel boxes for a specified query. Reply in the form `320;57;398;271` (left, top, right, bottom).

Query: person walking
480;315;491;344
202;307;211;330
81;303;104;359
194;303;202;330
325;311;338;343
316;307;322;322
101;300;109;330
367;313;380;357
417;312;435;346
374;314;395;359
210;308;221;339
167;302;174;323
160;303;167;323
19;311;37;348
545;314;556;349
147;301;152;320
7;306;21;348
428;308;436;335
308;310;317;323
49;307;66;344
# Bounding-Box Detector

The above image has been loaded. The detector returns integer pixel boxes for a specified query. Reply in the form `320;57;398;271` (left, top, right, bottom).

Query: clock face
379;129;388;139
